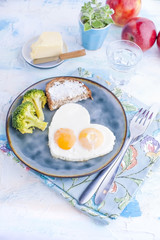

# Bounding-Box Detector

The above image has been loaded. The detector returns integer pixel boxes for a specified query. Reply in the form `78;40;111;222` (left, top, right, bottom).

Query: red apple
106;0;141;26
121;17;157;51
157;31;160;50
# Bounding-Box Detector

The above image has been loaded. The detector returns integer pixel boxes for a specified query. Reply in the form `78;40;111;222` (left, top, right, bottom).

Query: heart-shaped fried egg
48;103;116;161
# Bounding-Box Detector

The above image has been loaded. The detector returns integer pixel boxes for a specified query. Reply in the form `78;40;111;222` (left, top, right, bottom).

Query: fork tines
137;108;153;125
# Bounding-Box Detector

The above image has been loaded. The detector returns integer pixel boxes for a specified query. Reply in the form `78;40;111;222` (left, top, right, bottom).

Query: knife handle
78;165;113;205
60;49;86;60
94;160;121;205
94;137;132;205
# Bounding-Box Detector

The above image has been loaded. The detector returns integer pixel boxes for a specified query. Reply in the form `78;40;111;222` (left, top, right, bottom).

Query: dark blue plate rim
6;76;128;178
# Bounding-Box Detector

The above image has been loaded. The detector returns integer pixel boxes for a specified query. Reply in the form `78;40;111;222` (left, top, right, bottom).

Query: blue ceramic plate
6;77;127;178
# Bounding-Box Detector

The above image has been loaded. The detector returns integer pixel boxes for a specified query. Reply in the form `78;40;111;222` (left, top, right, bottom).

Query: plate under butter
22;36;68;69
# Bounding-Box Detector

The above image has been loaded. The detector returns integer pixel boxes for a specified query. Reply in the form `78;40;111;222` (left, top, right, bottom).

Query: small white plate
22;36;68;69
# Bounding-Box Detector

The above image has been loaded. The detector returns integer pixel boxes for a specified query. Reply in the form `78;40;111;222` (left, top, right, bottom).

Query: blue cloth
0;67;160;223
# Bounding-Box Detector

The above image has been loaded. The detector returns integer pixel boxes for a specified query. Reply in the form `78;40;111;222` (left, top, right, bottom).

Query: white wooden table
0;0;160;239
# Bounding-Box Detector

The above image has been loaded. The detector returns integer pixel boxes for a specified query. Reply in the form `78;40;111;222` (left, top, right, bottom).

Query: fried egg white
48;103;116;161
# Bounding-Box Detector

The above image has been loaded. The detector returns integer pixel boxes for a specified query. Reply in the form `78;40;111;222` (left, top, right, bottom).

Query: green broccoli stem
26;113;47;131
36;120;47;131
33;97;44;121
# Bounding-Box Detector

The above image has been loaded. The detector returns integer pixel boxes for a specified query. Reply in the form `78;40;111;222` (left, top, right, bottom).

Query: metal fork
79;108;154;205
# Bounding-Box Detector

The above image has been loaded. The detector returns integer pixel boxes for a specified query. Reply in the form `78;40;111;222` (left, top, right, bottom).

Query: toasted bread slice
46;77;92;111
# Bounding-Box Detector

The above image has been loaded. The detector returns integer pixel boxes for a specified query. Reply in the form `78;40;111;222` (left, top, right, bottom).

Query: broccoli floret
22;89;47;121
12;101;48;134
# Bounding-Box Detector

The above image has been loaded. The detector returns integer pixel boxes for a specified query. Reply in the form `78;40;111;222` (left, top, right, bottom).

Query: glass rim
106;40;143;67
106;40;143;53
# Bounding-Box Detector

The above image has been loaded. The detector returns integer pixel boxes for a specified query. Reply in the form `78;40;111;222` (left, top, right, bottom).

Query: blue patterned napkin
0;67;160;223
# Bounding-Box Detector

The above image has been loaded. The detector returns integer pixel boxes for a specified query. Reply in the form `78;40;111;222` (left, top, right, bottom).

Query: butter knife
33;49;86;64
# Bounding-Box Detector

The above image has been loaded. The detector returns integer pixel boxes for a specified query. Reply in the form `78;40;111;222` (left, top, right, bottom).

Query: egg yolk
79;128;104;150
54;128;76;150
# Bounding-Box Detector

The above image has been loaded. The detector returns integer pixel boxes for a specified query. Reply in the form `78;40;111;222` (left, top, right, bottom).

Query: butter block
30;32;63;60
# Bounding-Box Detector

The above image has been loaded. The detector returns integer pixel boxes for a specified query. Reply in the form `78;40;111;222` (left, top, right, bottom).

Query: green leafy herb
81;0;114;31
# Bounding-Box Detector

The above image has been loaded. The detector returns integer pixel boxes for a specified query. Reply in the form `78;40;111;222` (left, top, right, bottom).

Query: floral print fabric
0;68;160;223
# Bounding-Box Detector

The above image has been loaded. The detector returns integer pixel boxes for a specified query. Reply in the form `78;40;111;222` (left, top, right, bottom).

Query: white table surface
0;0;160;239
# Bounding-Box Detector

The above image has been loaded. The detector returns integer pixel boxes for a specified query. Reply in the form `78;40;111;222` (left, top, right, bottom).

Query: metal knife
78;103;159;205
94;103;160;205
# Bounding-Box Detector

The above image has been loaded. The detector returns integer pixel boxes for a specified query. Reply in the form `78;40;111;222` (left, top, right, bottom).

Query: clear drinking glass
106;40;143;85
